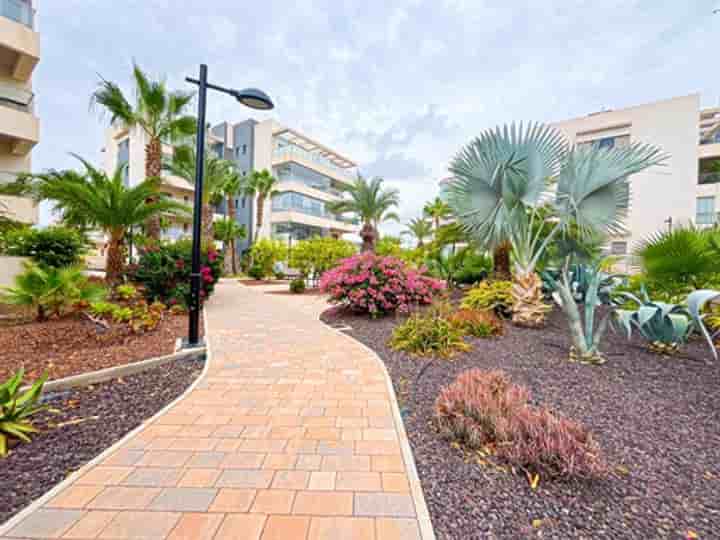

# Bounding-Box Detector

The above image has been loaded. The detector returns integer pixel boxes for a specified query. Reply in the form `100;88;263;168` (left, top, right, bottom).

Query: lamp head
233;88;274;110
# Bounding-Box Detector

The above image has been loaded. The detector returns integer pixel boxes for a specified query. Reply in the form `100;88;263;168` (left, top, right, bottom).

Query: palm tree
163;146;236;245
220;171;247;274
7;156;188;282
91;63;196;241
327;175;400;252
242;169;279;242
214;218;247;274
403;217;433;248
446;122;666;328
423;197;451;231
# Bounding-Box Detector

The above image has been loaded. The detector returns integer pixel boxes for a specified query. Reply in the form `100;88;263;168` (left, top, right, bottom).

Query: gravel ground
0;356;205;525
0;313;194;381
322;306;720;540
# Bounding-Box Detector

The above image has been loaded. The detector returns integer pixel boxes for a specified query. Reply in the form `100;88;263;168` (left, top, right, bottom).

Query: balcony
0;0;39;81
270;210;358;234
0;82;37;155
272;145;355;184
699;172;720;185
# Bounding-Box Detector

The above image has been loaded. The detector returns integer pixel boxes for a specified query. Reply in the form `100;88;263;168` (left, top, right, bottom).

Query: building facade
103;118;359;250
0;0;40;224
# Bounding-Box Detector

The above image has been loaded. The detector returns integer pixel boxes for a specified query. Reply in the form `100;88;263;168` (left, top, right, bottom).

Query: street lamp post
184;64;274;347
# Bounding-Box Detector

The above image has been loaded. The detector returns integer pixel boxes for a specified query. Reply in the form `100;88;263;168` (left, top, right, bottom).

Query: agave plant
687;290;720;361
446;122;666;328
545;258;624;364
0;370;47;456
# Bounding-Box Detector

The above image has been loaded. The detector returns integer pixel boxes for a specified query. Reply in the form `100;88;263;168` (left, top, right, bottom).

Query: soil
0;313;197;382
0;356;205;525
322;306;720;540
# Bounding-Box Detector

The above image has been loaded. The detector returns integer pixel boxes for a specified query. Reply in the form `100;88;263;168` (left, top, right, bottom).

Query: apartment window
610;241;627;255
598;137;615;150
242;144;247;155
241;197;246;209
696;196;716;225
183;195;189;203
118;138;130;186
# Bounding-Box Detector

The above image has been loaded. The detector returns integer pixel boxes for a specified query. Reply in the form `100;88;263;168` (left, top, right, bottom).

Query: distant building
0;0;40;224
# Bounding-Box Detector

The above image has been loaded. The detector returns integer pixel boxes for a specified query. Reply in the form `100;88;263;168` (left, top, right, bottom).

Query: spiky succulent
0;370;47;456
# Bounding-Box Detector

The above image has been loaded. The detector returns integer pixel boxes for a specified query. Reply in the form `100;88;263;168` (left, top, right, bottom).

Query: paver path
1;281;434;540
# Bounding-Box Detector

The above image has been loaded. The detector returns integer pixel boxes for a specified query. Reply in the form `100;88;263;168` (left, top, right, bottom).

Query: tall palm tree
6;157;188;282
327;175;400;252
220;171;247;274
163;146;236;245
91;63;196;241
403;217;433;248
423;197;451;231
242;169;279;242
214;218;247;274
446;122;666;328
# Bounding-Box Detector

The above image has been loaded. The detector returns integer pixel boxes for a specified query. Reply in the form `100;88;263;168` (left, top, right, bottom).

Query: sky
34;0;720;235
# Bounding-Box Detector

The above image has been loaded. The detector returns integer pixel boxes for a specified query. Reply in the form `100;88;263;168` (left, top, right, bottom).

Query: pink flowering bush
319;252;445;316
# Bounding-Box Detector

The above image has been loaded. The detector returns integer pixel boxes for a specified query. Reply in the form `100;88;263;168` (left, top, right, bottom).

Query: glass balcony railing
1;0;34;28
273;145;354;180
0;81;33;112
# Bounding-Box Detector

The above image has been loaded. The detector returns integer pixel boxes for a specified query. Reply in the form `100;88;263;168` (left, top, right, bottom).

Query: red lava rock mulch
322;306;720;540
0;314;197;382
0;356;205;525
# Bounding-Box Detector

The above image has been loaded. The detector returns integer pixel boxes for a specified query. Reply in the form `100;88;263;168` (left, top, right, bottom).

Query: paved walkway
1;281;433;540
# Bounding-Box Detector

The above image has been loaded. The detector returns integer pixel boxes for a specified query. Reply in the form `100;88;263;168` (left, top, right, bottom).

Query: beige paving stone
46;485;103;509
97;510;180;539
382;473;410;493
187;451;226;468
371;456;405;473
136;450;193;468
375;518;422;540
321;455;372;472
335;472;382;492
308;471;336;491
208;488;256;512
214;513;267;540
354;493;416;518
121;467;184;487
308;516;376;540
178;468;222;488
262;453;298;470
166;513;224;540
250;489;296;514
148;488;218;512
7;509;84;538
261;515;310;540
62;510;117;539
219;452;266;469
87;487;161;510
293;491;354;516
295;454;323;471
216;469;275;488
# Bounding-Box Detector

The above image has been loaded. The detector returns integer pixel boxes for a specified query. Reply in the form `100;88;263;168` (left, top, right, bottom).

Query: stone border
0;310;213;535
317;310;437;540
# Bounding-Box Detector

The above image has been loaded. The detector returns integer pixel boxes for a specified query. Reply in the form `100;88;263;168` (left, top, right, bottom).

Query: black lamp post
185;64;274;347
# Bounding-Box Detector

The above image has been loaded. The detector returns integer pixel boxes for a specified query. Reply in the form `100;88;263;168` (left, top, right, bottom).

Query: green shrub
289;236;356;280
290;278;306;294
115;284;137;301
88;301;116;318
455;251;492;285
375;236;404;258
461;280;513;317
129;240;222;307
1;263;106;321
0;369;47;456
111;306;133;323
249;239;287;279
390;305;470;358
0;226;86;268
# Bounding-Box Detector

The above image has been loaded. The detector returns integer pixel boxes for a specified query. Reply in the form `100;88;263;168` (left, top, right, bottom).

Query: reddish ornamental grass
435;369;606;479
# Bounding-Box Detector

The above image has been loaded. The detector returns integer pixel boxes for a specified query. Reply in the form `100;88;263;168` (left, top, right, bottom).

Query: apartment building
441;94;719;262
0;0;40;224
103;118;359;250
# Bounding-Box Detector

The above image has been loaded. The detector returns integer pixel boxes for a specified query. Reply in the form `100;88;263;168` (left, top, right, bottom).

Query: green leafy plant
0;370;48;456
88;301;116;318
446;122;666;328
447;308;503;338
615;290;694;355
115;284;137;301
289;278;306;294
455;250;493;286
289;236;356;282
214;217;247;274
545;259;623;364
403;218;433;248
425;248;468;289
1;263;106;321
0;226;86;268
375;236;404;258
248;238;287;279
390;304;470;358
241;169;280;242
460;280;514;317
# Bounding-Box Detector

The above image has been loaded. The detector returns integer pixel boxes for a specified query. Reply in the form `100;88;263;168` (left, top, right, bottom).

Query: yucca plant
545;259;624;364
0;370;47;456
615;289;694;355
446;122;666;328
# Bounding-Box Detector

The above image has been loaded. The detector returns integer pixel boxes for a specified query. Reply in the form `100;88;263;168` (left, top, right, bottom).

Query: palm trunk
106;229;126;284
510;270;550;328
255;196;265;241
360;223;377;252
226;195;238;274
493;242;512;280
144;138;163;242
201;202;214;246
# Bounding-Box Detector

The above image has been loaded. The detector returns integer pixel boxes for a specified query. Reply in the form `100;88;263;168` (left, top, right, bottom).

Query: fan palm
214;218;247;274
327;175;400;252
91;63;196;240
163;146;237;245
403;218;433;247
446;122;666;327
7;156;189;282
242;169;279;242
423;197;451;231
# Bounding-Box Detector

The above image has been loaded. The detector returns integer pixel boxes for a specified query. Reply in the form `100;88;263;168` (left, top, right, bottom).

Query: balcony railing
276;176;345;198
0;82;33;112
273;145;354;180
699;172;720;185
1;0;34;28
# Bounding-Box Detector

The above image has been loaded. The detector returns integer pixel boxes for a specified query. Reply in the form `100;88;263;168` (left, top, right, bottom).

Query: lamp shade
234;88;274;110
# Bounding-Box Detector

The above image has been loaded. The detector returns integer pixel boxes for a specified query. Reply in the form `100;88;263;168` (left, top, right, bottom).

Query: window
241;197;246;209
598;137;615;150
242;144;247;155
118;138;130;186
183;196;189;203
610;241;627;255
696;197;716;225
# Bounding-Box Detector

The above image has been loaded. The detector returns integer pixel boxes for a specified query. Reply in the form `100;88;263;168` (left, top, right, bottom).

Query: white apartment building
103;118;359;252
0;0;40;224
441;94;720;263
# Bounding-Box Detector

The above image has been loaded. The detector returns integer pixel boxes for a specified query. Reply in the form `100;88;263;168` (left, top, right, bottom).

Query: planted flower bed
322;306;720;539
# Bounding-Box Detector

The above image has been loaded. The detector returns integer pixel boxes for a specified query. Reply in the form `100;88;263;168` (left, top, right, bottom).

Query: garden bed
322;306;720;539
0;314;198;382
0;355;205;525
